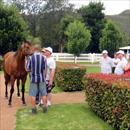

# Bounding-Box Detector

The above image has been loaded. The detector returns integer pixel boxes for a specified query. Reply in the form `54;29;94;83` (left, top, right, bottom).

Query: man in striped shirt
26;45;48;114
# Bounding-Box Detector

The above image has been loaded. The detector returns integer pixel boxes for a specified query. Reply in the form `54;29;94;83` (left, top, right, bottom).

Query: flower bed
55;62;86;91
84;73;130;130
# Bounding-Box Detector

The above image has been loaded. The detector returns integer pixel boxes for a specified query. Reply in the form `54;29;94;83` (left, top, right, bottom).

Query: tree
78;2;105;53
0;4;28;55
99;20;127;57
58;15;79;52
11;0;44;37
38;0;74;51
65;20;91;61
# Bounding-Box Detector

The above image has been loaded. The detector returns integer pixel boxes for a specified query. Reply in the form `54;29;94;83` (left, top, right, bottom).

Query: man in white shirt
42;47;56;106
100;50;113;74
114;50;128;75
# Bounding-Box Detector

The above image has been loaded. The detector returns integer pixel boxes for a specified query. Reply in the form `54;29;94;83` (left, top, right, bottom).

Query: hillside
106;9;130;37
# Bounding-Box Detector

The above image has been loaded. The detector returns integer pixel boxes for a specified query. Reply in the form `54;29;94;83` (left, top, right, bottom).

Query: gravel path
0;74;85;130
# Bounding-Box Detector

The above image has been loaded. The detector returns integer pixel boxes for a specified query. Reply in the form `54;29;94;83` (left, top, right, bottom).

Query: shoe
43;107;48;113
32;108;37;114
47;100;51;106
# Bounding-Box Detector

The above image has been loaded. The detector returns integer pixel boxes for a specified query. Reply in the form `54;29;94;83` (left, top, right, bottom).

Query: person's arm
48;69;55;86
25;56;31;72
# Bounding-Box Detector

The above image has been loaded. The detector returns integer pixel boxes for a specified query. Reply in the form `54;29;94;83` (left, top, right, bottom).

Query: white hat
45;47;53;53
116;50;124;55
102;50;108;54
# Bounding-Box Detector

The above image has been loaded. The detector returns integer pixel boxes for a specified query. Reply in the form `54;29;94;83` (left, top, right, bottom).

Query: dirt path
0;74;85;130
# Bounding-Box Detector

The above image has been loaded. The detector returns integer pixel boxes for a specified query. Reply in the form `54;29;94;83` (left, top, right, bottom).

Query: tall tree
39;0;74;51
11;0;44;37
99;20;128;57
78;2;105;53
65;20;91;58
0;4;28;55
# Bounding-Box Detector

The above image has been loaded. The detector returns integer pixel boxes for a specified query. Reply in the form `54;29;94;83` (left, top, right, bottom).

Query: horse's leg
21;76;27;105
4;73;10;98
17;79;20;97
8;77;15;106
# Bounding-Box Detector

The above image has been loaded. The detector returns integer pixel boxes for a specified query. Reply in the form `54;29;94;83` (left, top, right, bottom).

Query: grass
15;103;114;130
86;66;100;73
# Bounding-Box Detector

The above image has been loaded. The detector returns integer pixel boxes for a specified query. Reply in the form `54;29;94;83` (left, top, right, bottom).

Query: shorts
46;81;55;93
29;82;47;97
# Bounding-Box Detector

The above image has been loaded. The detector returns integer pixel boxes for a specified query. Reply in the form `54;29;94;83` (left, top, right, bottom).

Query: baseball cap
116;50;125;55
45;47;53;53
102;50;108;54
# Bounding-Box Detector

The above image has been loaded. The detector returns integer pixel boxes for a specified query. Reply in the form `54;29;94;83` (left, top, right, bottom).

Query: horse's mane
13;41;32;57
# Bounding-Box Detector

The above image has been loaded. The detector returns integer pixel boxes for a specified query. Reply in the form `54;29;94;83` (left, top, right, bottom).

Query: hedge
84;74;130;130
55;62;86;91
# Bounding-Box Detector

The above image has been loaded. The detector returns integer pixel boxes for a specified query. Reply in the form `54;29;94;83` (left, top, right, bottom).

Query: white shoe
47;100;51;106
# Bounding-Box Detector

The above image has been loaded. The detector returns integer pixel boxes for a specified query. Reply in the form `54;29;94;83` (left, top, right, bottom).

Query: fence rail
52;53;102;63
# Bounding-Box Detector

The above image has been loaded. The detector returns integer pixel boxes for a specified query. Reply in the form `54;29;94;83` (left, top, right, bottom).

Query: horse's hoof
17;96;21;99
5;96;8;99
23;103;27;106
8;102;12;106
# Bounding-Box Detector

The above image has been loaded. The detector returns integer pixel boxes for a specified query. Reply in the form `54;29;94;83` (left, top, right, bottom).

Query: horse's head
20;41;33;56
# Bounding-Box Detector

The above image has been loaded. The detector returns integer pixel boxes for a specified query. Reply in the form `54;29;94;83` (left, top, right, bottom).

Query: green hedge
84;74;130;130
55;62;86;91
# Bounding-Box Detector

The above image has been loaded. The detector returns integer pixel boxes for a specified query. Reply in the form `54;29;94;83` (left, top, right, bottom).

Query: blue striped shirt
26;51;46;83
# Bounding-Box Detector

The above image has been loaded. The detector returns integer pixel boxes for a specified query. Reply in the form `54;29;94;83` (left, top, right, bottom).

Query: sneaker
43;107;48;113
32;108;37;114
47;100;51;106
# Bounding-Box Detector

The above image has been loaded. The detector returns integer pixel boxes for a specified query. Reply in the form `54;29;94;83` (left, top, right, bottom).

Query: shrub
84;73;130;130
55;62;86;91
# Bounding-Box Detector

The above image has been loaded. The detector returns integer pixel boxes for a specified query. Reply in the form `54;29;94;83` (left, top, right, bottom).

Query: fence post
56;54;59;61
91;53;94;64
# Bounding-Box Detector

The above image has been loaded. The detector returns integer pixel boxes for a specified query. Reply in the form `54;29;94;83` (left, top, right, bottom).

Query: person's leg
29;82;37;114
47;93;52;106
39;82;48;113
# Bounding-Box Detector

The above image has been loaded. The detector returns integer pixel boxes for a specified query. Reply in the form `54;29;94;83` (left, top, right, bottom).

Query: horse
3;41;32;105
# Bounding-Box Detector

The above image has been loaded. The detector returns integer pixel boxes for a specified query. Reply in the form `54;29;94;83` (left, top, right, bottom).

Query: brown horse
3;41;32;105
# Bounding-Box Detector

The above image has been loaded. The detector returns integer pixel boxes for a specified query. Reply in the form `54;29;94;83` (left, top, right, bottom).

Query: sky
69;0;130;15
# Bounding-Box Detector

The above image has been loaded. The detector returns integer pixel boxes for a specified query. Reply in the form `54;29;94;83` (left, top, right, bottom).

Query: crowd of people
100;50;130;76
25;45;56;114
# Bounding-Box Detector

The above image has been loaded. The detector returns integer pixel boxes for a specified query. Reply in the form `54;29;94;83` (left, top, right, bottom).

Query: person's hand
48;80;53;86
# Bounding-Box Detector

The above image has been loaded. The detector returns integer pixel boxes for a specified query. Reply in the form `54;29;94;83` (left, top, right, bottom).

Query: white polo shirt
46;56;56;81
100;56;113;74
114;57;128;75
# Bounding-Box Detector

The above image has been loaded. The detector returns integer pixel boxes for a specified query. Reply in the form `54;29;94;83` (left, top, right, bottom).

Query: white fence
52;53;102;63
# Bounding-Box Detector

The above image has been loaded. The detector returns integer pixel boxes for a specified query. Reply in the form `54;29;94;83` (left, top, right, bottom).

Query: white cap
45;47;53;53
102;50;108;54
116;50;124;55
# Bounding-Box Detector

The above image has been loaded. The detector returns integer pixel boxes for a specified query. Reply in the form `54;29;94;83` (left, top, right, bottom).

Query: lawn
15;103;114;130
86;66;100;73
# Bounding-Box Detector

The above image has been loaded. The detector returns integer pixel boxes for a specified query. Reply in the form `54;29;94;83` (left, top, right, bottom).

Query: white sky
69;0;130;15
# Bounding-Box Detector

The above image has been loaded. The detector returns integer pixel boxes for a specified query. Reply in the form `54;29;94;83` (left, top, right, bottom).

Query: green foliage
39;0;74;49
99;20;126;56
85;75;130;130
0;3;28;55
78;2;105;53
15;103;114;130
55;62;86;91
65;20;91;56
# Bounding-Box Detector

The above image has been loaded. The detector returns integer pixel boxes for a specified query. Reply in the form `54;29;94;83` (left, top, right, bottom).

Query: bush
84;73;130;130
55;62;86;91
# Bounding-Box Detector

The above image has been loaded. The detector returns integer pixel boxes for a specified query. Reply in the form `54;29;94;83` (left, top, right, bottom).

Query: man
100;50;113;74
114;50;128;75
42;47;56;106
26;44;48;114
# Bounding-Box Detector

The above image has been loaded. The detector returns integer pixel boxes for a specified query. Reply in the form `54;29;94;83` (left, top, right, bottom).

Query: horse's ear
21;42;25;48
